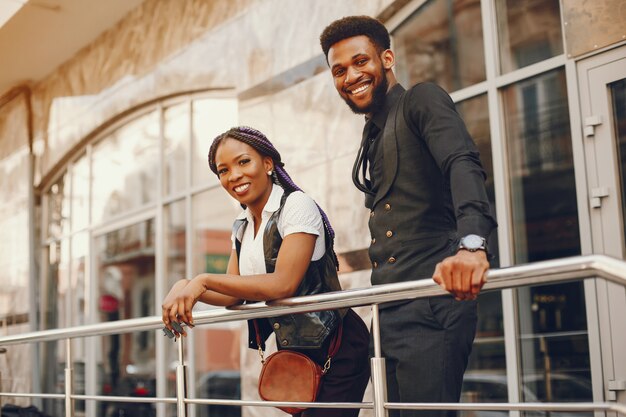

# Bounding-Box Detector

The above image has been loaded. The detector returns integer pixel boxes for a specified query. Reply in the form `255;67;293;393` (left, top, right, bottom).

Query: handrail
0;254;625;417
0;254;624;346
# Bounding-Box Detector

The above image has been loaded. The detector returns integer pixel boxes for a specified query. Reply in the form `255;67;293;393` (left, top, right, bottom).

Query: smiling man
320;16;498;417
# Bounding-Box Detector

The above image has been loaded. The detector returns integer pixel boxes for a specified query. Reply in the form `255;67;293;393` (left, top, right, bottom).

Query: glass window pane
164;199;187;399
191;188;242;416
503;68;580;262
496;0;564;74
71;155;90;232
47;172;70;239
517;282;592;413
456;94;499;267
94;219;156;414
393;0;485;92
164;103;190;196
610;78;626;255
192;98;238;187
71;232;88;327
461;291;506;412
91;111;159;223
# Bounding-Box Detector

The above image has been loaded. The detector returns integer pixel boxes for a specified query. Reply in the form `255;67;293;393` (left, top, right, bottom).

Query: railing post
64;339;74;417
370;304;388;417
176;336;188;417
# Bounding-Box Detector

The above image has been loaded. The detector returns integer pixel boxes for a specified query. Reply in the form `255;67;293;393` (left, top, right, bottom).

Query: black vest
364;88;458;285
233;191;343;350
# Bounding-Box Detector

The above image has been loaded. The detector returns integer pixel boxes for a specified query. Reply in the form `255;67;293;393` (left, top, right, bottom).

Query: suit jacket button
384;203;391;211
281;339;289;346
273;322;280;330
373;261;378;268
388;256;396;264
371;237;376;244
370;211;375;218
386;230;393;238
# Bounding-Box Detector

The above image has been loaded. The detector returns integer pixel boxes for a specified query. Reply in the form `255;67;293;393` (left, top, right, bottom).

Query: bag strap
252;319;343;375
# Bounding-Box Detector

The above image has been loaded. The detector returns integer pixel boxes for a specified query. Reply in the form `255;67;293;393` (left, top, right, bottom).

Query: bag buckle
257;345;265;364
322;357;331;374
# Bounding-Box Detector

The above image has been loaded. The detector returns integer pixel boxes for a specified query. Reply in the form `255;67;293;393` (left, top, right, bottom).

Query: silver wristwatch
458;234;487;253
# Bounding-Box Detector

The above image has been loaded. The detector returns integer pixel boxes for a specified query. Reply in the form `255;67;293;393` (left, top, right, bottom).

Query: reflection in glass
610;78;626;256
517;282;592;416
164;199;187;401
164;103;190;196
71;155;90;232
496;0;563;74
503;68;589;415
47;173;70;239
393;0;485;92
192;99;238;188
192;189;242;417
95;219;156;416
456;94;499;267
41;239;69;415
503;68;580;262
461;291;506;414
91;111;159;224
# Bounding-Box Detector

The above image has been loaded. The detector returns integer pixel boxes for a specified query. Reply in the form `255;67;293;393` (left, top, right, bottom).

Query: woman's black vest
233;192;344;350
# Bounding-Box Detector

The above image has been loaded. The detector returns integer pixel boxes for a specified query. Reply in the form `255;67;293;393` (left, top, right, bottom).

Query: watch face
461;234;484;250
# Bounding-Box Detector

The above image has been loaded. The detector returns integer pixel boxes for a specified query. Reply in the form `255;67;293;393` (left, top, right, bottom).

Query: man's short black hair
320;15;391;59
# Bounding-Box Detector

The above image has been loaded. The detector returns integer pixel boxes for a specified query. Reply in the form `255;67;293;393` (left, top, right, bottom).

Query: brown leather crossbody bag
254;320;342;415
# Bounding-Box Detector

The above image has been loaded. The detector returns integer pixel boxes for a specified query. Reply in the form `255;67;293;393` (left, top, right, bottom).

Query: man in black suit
320;16;498;417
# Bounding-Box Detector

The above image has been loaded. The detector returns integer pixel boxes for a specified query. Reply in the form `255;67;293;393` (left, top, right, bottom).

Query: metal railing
1;254;626;416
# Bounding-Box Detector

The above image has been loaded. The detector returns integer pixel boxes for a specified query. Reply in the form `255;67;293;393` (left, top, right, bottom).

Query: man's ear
381;49;395;70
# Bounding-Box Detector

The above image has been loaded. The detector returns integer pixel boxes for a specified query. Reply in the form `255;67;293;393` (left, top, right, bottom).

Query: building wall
1;0;625;415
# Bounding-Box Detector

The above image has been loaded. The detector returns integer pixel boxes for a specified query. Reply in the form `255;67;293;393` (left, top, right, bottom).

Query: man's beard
343;70;389;115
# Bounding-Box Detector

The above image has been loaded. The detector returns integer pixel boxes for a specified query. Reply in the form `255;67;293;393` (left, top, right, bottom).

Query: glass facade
21;0;621;416
391;0;590;413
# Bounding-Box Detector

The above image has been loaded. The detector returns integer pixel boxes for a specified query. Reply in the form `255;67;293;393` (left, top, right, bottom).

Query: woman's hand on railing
161;278;197;337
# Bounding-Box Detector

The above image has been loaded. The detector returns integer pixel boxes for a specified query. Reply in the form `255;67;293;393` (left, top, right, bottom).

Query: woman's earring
267;170;273;176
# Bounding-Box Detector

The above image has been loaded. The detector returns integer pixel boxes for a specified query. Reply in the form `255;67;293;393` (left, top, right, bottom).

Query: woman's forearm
196;272;295;301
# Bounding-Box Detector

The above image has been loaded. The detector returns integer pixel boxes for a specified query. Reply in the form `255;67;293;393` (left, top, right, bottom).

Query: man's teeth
351;84;369;94
234;184;250;192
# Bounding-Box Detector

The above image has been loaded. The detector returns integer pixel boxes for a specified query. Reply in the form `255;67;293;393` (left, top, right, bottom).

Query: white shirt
232;185;326;275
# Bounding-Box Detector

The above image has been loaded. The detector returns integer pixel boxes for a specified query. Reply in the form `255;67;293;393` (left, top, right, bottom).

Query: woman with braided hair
161;126;369;416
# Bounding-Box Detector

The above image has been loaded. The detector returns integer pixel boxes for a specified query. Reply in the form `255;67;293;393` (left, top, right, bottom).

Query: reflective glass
164;199;187;401
496;0;563;74
71;232;88;327
461;291;506;412
610;78;626;255
503;68;580;262
191;188;242;416
164;103;190;196
94;219;156;415
41;239;70;415
71;155;90;232
393;0;485;92
192;98;238;188
517;282;592;416
91;111;159;223
503;68;590;414
47;173;70;239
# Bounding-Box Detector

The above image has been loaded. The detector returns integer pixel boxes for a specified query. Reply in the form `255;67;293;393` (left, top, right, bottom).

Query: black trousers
375;296;478;417
291;309;370;417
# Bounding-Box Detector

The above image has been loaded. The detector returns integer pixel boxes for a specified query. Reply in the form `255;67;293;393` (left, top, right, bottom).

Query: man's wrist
457;234;488;255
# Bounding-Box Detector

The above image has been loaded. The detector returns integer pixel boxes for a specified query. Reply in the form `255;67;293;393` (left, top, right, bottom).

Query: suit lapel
373;91;405;207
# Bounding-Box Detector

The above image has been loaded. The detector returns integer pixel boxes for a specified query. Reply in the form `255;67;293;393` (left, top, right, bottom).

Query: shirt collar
235;184;285;222
368;83;406;131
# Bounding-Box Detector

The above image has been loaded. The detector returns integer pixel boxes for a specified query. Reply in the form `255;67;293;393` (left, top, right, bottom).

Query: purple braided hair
208;126;339;269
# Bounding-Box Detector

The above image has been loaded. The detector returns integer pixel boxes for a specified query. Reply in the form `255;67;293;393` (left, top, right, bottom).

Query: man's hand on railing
432;250;489;301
